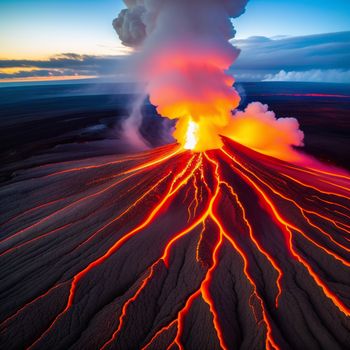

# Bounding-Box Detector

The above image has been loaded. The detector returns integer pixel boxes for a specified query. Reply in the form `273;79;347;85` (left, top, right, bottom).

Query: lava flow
0;135;349;349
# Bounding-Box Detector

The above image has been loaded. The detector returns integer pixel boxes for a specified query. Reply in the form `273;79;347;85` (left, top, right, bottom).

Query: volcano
0;137;349;350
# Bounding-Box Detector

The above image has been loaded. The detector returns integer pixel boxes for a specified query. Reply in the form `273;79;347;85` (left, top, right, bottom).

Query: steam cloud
227;102;304;161
114;0;248;47
114;0;306;161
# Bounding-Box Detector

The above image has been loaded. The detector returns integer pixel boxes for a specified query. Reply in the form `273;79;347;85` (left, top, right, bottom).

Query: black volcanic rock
0;137;349;350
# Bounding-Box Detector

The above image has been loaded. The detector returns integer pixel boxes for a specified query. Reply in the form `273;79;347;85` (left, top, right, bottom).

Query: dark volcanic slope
1;82;350;183
0;138;349;350
240;82;350;169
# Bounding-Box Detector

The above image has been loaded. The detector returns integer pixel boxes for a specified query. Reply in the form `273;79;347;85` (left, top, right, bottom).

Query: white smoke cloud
113;0;248;47
264;69;350;83
112;0;310;161
223;102;304;161
122;93;151;151
113;0;250;151
113;4;147;46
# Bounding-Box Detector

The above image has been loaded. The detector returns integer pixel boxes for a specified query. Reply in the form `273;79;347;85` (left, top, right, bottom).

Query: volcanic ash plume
113;0;305;160
228;102;305;161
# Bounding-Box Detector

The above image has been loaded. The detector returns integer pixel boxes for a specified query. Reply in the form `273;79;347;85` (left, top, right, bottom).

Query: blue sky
236;0;350;38
1;0;349;58
0;0;125;59
0;0;349;82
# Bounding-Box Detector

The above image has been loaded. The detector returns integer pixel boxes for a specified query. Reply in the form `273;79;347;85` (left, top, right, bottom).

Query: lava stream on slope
0;138;349;350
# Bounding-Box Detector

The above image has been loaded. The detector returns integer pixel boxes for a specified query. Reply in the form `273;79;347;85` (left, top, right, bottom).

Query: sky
0;0;125;59
0;0;349;82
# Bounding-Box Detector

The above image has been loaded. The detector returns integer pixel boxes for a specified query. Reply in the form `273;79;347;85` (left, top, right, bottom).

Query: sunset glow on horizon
0;0;349;83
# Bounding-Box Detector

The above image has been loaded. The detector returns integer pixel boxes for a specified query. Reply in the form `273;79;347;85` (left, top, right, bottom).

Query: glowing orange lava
184;119;199;150
0;140;349;349
170;96;305;165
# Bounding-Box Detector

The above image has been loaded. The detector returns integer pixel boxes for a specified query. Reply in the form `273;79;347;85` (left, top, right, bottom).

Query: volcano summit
1;0;350;349
0;136;349;349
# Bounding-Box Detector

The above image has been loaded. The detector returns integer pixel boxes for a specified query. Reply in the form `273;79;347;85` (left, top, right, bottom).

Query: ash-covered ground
1;82;349;181
0;81;349;350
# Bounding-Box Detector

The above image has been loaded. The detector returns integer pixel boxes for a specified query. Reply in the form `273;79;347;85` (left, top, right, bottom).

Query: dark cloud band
1;32;349;83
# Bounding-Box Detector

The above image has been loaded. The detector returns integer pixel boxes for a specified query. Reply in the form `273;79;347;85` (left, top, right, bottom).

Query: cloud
113;0;248;47
0;54;128;80
1;32;349;83
264;69;350;83
232;31;350;71
225;102;305;162
230;31;350;82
